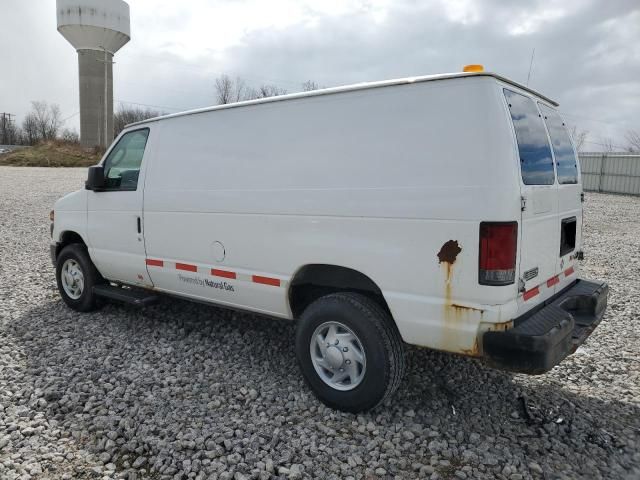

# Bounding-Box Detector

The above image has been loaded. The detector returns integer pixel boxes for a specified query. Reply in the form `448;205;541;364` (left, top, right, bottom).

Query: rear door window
539;104;578;184
504;89;555;185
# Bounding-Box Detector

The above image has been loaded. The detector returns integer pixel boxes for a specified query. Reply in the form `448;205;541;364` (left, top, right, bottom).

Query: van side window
102;129;150;191
538;104;578;184
504;89;554;185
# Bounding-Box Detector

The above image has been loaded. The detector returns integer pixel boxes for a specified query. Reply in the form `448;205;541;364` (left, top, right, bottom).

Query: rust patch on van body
437;240;462;265
438;240;462;309
436;241;503;358
458;320;514;357
445;303;482;356
434;242;514;358
460;338;480;356
438;240;476;354
490;320;513;332
450;303;484;314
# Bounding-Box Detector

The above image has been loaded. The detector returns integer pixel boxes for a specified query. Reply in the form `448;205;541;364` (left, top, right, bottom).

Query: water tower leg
78;49;113;148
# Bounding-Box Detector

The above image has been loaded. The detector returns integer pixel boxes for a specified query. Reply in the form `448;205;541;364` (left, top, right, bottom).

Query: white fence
579;152;640;196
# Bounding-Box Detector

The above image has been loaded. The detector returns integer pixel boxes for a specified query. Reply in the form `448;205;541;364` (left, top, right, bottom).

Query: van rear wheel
56;244;104;312
295;293;405;412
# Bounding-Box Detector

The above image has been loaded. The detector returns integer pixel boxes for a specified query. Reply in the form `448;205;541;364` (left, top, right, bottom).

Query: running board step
93;284;159;307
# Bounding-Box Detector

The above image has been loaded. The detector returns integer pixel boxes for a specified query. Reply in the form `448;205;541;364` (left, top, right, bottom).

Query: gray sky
2;0;639;150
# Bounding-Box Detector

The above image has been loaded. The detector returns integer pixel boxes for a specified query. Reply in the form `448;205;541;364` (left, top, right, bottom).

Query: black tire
55;243;105;312
295;293;405;413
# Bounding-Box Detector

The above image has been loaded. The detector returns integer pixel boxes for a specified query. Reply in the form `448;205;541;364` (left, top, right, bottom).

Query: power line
117;52;309;88
61;111;79;123
115;78;213;98
559;111;630;128
116;99;186;112
583;139;628;150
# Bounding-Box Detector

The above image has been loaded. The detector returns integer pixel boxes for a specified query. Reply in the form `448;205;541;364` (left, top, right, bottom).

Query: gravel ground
0;166;638;480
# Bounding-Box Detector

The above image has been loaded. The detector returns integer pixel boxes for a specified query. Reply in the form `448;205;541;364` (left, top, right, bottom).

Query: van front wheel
55;244;104;312
295;293;405;412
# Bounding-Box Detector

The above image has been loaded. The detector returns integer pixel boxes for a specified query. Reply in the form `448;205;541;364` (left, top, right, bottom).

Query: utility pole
97;47;115;147
104;47;108;147
0;113;16;145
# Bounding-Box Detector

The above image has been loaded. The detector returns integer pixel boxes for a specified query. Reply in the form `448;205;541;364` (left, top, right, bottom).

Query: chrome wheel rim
61;259;84;300
310;321;366;391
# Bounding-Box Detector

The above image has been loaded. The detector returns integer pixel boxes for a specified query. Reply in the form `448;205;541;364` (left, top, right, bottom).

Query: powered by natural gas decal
177;274;235;292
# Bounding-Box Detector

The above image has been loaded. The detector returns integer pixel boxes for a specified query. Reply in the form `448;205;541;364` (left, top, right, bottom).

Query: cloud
1;0;638;149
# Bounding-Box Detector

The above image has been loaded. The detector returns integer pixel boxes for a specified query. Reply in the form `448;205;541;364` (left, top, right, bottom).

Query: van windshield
539;104;578;184
504;89;555;185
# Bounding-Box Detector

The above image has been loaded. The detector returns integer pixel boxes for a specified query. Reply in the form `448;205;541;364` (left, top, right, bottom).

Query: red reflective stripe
252;275;280;287
176;263;197;272
146;259;164;267
523;286;540;301
211;269;236;279
564;266;575;277
547;275;560;288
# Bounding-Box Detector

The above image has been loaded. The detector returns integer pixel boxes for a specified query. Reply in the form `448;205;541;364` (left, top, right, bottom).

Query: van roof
126;71;559;128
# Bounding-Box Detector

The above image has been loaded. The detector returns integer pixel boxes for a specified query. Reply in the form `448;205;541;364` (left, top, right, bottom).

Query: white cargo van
51;68;608;412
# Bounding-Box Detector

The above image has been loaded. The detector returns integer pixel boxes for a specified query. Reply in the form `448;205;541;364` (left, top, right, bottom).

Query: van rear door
503;89;559;306
538;104;581;291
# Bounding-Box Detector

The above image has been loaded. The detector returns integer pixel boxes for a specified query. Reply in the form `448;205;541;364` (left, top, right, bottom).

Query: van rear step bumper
482;279;608;374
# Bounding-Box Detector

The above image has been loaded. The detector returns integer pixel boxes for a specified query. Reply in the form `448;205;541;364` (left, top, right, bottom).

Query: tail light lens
479;222;518;285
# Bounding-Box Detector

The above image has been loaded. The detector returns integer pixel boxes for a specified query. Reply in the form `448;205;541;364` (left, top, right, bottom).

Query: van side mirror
85;165;105;191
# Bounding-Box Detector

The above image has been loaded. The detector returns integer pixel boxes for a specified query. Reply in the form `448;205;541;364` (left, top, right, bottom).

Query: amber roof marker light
463;64;484;72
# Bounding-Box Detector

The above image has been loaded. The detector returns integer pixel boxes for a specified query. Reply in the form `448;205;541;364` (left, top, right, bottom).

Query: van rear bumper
482;279;608;374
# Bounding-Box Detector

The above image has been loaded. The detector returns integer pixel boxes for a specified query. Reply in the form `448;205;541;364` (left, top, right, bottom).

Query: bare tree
27;101;63;141
601;137;616;152
214;74;294;104
21;112;40;145
252;84;288;99
60;128;80;143
233;77;248;103
214;74;235;104
48;104;62;139
113;105;163;137
302;80;320;91
32;101;49;140
568;125;588;152
625;130;640;153
214;74;254;104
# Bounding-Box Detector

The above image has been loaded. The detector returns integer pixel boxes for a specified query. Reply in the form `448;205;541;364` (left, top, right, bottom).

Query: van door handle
137;216;141;234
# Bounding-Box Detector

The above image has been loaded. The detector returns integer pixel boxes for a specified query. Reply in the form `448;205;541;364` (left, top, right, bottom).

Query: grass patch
0;141;103;167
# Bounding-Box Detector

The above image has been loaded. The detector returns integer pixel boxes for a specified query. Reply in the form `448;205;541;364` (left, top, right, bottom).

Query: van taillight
479;222;518;286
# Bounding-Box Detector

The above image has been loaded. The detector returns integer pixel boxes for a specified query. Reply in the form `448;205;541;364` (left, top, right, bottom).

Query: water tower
57;0;130;147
